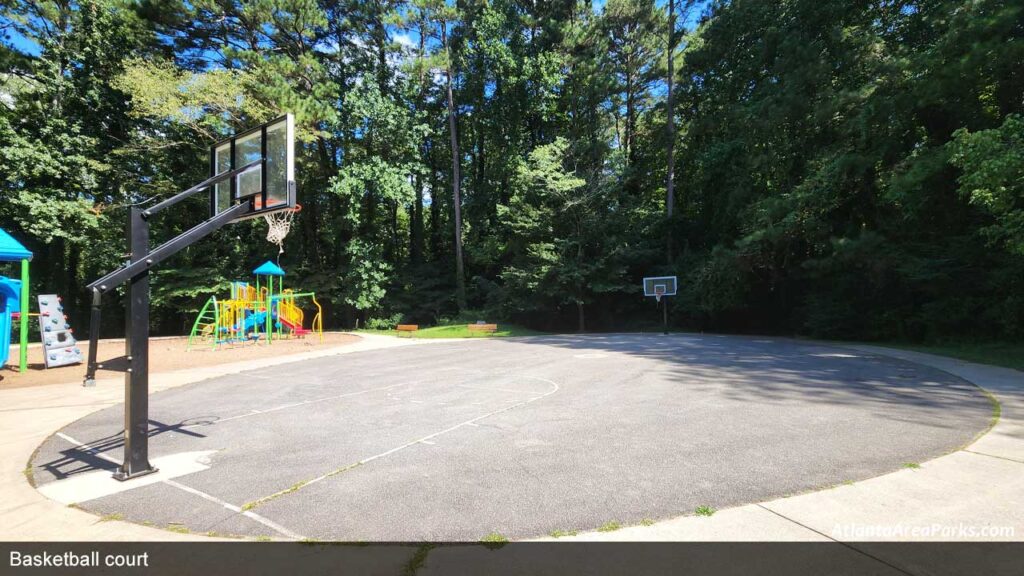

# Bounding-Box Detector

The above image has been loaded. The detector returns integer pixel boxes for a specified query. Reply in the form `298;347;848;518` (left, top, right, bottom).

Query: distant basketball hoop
643;276;678;335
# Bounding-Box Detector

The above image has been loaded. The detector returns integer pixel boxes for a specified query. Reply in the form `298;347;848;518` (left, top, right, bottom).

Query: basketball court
50;116;993;541
29;334;991;540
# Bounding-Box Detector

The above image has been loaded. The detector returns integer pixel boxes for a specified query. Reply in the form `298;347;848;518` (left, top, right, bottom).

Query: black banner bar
1;542;1020;576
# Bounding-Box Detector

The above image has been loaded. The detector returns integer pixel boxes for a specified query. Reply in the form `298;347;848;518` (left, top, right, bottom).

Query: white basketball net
655;285;666;303
263;208;298;255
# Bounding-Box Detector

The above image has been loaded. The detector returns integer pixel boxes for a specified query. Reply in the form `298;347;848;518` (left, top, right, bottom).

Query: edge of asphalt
0;332;436;541
535;342;1023;543
1;334;1020;544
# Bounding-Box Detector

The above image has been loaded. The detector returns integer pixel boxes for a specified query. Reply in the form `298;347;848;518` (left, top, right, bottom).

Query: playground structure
0;227;82;366
187;260;322;350
1;229;84;372
0;229;31;372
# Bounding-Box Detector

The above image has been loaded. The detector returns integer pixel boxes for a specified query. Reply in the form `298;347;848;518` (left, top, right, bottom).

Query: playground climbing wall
37;294;82;368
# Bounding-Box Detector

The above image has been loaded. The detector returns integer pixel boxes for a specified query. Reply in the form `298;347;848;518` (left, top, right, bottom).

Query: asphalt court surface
31;334;993;540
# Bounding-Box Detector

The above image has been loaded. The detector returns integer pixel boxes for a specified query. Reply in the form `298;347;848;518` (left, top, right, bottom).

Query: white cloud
394;33;416;49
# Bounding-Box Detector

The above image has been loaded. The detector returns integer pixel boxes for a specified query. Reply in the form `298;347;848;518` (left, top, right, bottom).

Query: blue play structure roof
253;260;285;276
0;229;32;262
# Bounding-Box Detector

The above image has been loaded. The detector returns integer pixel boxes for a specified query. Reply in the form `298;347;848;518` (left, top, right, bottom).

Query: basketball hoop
261;203;301;255
643;275;677;335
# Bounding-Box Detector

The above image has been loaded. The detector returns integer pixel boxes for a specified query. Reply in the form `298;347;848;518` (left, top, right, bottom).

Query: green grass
903;462;921;470
358;323;544;339
695;506;716;517
243;461;363;511
596;521;622;532
871;341;1024;372
640;518;655;526
402;544;436;576
480;532;509;543
548;529;578;538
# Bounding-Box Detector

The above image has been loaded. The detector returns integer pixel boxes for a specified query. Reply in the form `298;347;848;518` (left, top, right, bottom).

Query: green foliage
340;239;391;312
694;506;715;517
365;314;404;330
1;0;1021;343
950;115;1024;255
672;0;1024;340
409;324;541;338
499;138;631;331
113;59;275;139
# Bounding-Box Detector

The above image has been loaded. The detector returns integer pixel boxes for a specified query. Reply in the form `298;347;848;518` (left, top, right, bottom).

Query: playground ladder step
187;296;221;350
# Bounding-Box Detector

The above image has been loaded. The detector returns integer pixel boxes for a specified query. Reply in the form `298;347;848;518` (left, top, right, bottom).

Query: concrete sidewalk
537;344;1023;542
0;337;1020;543
0;333;432;541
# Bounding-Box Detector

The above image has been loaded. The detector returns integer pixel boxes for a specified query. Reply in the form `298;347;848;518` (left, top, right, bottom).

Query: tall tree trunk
442;19;467;311
411;172;424;265
626;68;636;167
429;170;442;260
409;17;428;266
577;301;585;333
665;0;676;263
388;199;399;262
66;239;79;328
374;6;389;93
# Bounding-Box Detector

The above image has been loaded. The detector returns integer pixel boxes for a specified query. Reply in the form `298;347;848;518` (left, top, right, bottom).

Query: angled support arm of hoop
142;160;261;219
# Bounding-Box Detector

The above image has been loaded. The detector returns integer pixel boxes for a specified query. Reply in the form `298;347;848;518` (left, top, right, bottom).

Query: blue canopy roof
253;260;286;276
0;229;32;262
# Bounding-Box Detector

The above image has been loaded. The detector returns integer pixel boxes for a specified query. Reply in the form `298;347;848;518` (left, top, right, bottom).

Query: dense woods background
1;0;1022;341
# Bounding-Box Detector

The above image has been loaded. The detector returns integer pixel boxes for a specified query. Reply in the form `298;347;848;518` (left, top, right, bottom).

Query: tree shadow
501;333;992;430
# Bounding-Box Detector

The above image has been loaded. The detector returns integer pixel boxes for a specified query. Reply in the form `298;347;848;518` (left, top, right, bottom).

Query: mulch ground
1;332;361;390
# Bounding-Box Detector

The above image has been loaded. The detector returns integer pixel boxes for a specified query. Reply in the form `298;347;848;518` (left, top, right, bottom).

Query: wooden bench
396;324;419;337
466;323;498;335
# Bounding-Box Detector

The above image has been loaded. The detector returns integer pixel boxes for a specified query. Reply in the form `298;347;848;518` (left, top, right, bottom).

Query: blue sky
3;0;706;61
4;28;41;56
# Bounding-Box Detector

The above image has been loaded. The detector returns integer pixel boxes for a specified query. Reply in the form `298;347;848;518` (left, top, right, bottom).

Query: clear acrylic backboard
210;114;295;221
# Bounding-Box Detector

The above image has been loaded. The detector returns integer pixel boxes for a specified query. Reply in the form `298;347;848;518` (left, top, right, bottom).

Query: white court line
56;433;120;465
183;382;410;428
54;433;306;540
248;376;560;508
458;384;540;395
164;479;304;540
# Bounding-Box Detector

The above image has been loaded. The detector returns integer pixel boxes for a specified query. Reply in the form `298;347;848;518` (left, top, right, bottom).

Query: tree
3;0;1022;340
0;0;154;328
598;0;664;173
664;0;697;261
951;115;1024;256
440;12;467;312
500;138;627;331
